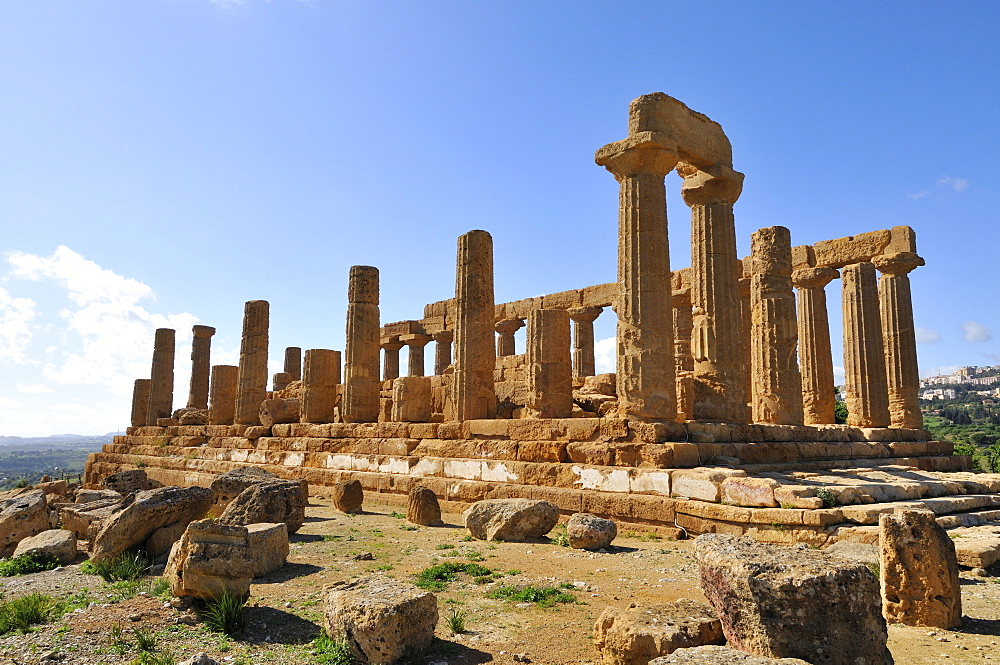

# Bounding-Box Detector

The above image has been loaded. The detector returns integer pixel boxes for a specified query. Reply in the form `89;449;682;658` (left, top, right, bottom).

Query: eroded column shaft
381;339;403;381
283;347;302;381
569;306;602;379
403;334;432;377
343;266;381;423
750;226;803;425
433;330;453;376
526;309;573;418
842;263;890;427
874;252;924;429
302;349;341;424
186;325;216;410
146;328;175;425
793;267;838;425
209;364;239;425
234;300;269;425
448;230;496;421
131;379;151;428
671;282;694;421
495;318;524;358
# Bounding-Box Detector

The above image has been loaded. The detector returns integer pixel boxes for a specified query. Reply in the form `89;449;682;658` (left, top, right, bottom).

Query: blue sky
1;1;997;436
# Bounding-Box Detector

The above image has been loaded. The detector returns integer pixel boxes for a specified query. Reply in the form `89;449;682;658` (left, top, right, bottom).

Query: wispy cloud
907;190;931;201
0;287;37;364
962;320;991;343
937;175;969;192
915;327;941;344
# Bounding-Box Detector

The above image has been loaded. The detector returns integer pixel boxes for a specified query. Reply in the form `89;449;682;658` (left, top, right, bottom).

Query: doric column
495;318;524;357
234;300;269;425
670;273;694;421
146;328;175;425
738;267;752;411
749;226;803;425
568;306;602;379
842;263;890;427
302;349;341;424
595;136;679;421
343;266;381;423
679;163;748;423
283;347;302;381
432;330;454;375
401;333;433;377
873;252;925;429
272;372;292;392
525;309;573;418
792;266;839;425
447;230;496;421
209;364;239;425
380;337;404;381
131;379;151;428
186;325;215;410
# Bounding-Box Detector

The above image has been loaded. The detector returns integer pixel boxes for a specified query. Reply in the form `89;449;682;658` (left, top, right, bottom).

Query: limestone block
301;349;341;424
332;479;363;514
567;513;617;550
525;309;573;419
75;489;121;504
323;575;438;664
720;477;779;508
209;466;279;514
246;522;288;577
145;520;189;562
406;486;443;526
880;509;961;629
12;528;77;565
259;398;300;428
650;645;811;664
165;520;254;600
671;468;746;502
812;229;892;269
102;469;158;494
594;599;724;665
0;490;51;558
773;486;823;510
391;376;432;423
60;498;120;541
218;480;307;533
463;499;559;541
694;534;892;665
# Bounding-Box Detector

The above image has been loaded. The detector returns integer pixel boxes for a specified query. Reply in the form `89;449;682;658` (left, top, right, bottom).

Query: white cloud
594;336;616;374
833;365;845;386
907;191;930;201
915;327;941;345
962;320;991;343
17;384;54;394
0;287;37;364
0;397;20;409
937;175;969;192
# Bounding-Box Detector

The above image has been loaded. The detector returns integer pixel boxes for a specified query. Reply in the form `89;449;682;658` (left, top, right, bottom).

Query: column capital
792;266;840;289
567;306;603;324
380;337;404;351
494;318;525;336
432;330;453;343
678;162;744;206
192;325;216;339
595;132;680;179
872;252;925;276
400;333;433;347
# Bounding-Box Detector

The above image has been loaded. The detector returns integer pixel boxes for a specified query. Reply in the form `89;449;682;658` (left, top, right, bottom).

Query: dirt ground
0;497;996;664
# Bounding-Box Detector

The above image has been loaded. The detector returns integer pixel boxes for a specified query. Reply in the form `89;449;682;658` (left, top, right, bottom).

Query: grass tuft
0;592;69;634
487;585;575;608
447;606;466;634
81;551;148;582
200;587;248;636
414;562;494;591
314;633;357;664
0;552;60;577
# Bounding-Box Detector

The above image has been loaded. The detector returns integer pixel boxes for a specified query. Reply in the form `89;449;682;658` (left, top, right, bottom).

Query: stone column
234;300;269;426
401;333;433;377
670;274;694;421
792;267;839;425
568;306;602;379
146;328;175;425
272;372;292;392
131;379;151;428
380;337;404;381
302;349;341;424
738;268;752;411
750;226;803;425
495;318;524;357
447;230;496;421
842;263;890;427
185;325;215;410
525;309;573;418
343;266;381;423
432;330;454;375
209;364;239;425
283;347;302;381
679;164;749;423
874;252;925;429
595;137;678;421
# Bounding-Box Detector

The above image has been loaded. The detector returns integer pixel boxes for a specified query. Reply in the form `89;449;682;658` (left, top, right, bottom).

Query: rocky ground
0;498;996;665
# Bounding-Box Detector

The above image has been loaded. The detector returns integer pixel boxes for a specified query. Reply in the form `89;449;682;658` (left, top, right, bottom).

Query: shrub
0;593;68;634
447;607;466;634
81;551;148;582
201;587;248;636
414;562;494;591
314;633;357;664
816;488;840;509
549;524;570;547
0;552;60;577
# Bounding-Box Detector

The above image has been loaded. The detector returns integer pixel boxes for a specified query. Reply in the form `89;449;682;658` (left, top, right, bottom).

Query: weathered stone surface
210;466;278;512
178;654;219;665
165;520;253;599
209;364;239;425
842;263;890;428
873;252;924;429
463;499;559;542
301;349;341;424
259;398;300;428
91;486;214;563
391;376;432;423
102;469;157;494
567;513;617;550
331;479;364;514
694;534;892;665
177;408;209;425
323;575;438;664
131;378;151;428
0;490;50;557
406;486;442;526
218;480;307;533
525;309;573;419
594;599;724;665
880;509;961;629
344;266;381;423
75;489;121;504
187;325;216;410
13;528;77;565
720;477;779;508
146;328;175;426
246;522;288;577
145;520;189;562
234;300;269;426
793;267;838;424
60;498;120;541
650;645;811;664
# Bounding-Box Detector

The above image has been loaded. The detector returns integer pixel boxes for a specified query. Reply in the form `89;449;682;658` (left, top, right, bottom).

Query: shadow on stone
395;637;493;664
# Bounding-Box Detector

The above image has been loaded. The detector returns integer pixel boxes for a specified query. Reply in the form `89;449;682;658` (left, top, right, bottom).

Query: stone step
947;524;1000;568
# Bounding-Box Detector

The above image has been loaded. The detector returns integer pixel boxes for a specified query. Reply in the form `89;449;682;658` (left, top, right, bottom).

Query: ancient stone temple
86;93;1000;557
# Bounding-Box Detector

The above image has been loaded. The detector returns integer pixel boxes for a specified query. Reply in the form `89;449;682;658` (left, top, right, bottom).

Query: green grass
81;551;148;582
447;606;466;634
0;592;71;634
487;585;575;608
133;626;157;652
201;587;248;636
549;524;570;547
314;633;357;664
435;543;455;550
414;562;494;591
0;552;60;577
128;653;175;665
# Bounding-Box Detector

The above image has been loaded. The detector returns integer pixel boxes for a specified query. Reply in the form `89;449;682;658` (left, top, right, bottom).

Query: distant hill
0;433;121;447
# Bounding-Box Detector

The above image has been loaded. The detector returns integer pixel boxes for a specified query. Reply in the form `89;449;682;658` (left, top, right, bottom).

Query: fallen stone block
593;599;724;665
13;528;77;565
880;509;961;629
218;480;307;533
246;522;288;577
0;490;50;557
694;534;892;665
145;520;190;563
102;469;159;494
177;654;219;665
406;486;442;526
720;477;779;508
331;479;363;514
464;499;559;542
650;645;811;664
324;575;438;664
61;497;121;541
33;480;68;498
75;489;122;504
567;513;617;550
209;466;278;515
91;486;214;563
165;520;254;600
